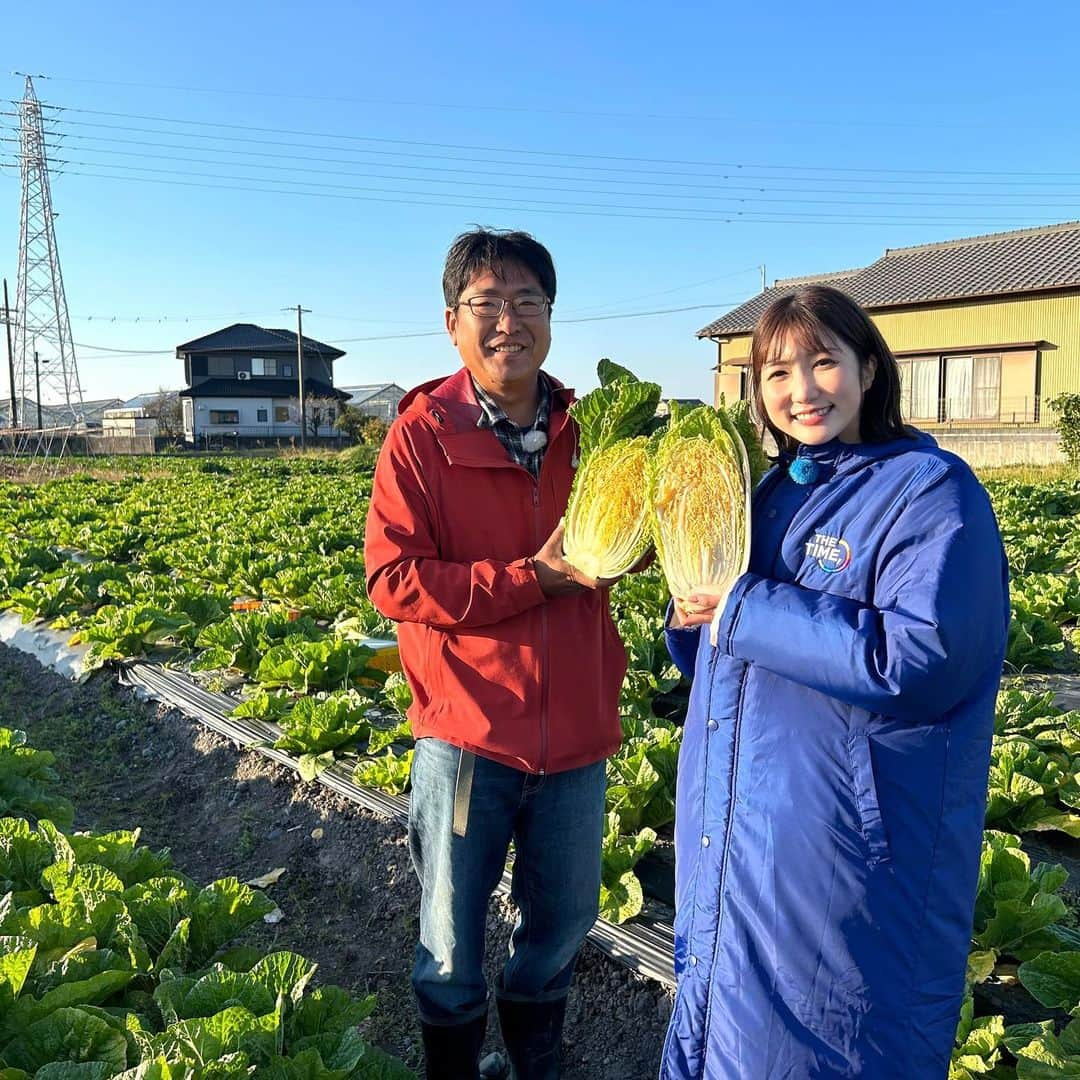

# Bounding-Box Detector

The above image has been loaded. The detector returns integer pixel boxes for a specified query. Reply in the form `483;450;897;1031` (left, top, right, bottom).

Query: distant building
102;408;159;437
339;383;407;423
699;220;1080;428
0;396;122;430
122;391;180;411
176;323;349;444
655;397;706;417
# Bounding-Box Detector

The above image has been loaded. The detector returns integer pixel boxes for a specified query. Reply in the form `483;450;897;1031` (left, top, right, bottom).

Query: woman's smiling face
760;327;875;447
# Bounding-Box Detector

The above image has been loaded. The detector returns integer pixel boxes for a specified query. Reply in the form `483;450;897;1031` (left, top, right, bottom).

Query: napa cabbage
646;403;753;609
563;361;661;580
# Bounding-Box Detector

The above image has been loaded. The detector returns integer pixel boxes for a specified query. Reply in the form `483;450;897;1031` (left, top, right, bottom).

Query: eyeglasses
456;295;550;319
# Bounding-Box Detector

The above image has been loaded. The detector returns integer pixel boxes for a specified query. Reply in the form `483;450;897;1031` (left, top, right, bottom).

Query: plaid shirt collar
471;372;553;476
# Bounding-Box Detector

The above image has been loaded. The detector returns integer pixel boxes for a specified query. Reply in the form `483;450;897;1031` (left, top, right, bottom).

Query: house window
209;410;240;424
945;356;1001;420
257;408;268;422
251;357;278;377
209;357;234;378
282;363;293;377
898;358;940;421
274;406;291;422
328;408;336;422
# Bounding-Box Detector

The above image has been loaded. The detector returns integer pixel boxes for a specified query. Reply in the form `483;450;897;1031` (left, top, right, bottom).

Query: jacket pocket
847;733;891;866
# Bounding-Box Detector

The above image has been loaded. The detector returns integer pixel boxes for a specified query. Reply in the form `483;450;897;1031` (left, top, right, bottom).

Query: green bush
1049;393;1080;467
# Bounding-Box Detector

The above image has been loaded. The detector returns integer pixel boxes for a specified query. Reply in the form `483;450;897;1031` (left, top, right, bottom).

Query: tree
359;416;389;446
285;394;342;439
143;387;183;437
333;406;389;445
308;394;342;438
334;404;368;443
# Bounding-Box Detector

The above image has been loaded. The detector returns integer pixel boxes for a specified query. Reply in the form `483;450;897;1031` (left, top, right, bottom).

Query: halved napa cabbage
563;360;661;580
646;404;753;606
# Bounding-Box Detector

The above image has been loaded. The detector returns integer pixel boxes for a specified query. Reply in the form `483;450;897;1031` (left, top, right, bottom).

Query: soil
0;643;673;1079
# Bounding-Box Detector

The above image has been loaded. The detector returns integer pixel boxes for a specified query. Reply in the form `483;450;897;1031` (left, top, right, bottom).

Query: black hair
749;284;913;455
442;227;557;308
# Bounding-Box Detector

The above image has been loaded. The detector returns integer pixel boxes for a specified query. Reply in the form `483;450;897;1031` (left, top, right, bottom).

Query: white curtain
945;357;973;420
910;359;939;420
972;357;1001;419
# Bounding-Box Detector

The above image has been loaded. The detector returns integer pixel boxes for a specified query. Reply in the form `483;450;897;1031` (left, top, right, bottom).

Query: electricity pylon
13;74;83;427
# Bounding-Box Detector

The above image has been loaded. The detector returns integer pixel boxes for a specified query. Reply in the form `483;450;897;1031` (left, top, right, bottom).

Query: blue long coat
660;433;1009;1079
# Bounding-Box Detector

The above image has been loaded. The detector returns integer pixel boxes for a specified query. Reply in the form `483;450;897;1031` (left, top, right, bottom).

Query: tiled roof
697;220;1080;337
175;323;345;360
179;377;348;400
697;272;860;338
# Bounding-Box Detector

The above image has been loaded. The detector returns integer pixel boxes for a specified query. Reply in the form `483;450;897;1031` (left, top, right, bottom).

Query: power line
40;105;1080;179
11;138;1080;210
74;341;173;353
25;274;762;328
0;156;1067;228
26;153;1080;211
32;73;1007;132
70;298;757;352
13;115;1080;195
557;268;764;315
558;303;737;324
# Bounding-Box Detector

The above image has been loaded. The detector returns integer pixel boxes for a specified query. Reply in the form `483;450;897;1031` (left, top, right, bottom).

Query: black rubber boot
419;1013;487;1079
495;995;567;1080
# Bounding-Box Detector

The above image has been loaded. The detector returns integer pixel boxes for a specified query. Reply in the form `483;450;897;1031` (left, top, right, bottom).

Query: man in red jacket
364;228;628;1079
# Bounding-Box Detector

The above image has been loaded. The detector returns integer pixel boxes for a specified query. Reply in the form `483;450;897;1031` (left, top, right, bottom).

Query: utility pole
760;264;767;292
34;349;42;429
2;280;15;427
285;304;311;450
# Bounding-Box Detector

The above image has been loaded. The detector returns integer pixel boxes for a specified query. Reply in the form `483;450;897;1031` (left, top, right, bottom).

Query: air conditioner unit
237;371;251;381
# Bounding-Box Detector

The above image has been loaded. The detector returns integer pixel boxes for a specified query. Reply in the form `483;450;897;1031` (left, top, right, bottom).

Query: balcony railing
901;394;1055;429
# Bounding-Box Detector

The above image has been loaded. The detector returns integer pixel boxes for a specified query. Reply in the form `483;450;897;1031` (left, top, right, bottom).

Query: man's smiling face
445;262;552;402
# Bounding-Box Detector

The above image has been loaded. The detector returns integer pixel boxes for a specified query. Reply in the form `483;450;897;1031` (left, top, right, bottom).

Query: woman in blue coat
660;286;1009;1079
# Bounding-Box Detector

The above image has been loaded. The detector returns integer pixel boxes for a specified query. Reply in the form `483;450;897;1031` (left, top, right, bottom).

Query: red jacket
363;367;626;774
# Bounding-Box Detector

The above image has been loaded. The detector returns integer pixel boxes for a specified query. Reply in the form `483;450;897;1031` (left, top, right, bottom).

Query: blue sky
3;0;1080;405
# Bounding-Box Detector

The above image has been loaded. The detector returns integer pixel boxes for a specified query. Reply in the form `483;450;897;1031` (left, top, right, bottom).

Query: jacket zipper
534;479;549;774
701;661;750;1043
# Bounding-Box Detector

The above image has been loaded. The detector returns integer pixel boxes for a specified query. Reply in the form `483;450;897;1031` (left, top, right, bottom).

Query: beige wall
715;369;742;407
1000;349;1038;422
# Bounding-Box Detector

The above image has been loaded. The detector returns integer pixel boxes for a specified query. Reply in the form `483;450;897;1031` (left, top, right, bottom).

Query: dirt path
0;644;673;1079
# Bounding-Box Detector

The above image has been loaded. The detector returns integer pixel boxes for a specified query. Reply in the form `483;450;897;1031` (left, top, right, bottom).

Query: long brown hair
748;285;912;456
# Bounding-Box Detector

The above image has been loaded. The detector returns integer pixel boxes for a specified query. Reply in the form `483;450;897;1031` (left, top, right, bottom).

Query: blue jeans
408;736;607;1025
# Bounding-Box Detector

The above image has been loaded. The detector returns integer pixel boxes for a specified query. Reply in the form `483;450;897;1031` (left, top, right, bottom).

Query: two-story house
177;324;349;445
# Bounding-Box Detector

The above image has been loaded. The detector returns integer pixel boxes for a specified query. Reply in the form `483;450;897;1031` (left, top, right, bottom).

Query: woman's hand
671;590;729;628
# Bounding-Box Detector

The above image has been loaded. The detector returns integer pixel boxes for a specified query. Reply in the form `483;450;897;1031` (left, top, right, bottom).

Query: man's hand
533;523;598;597
671;589;729;628
593;548;655;590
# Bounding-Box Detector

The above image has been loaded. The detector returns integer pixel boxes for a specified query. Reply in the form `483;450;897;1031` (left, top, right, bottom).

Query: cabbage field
0;721;414;1078
1;455;1079;1078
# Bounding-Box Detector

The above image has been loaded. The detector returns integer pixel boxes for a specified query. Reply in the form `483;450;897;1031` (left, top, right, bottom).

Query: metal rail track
118;661;677;988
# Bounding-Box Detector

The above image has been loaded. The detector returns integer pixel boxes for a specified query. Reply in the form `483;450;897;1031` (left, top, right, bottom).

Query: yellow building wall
872;293;1080;408
713;292;1080;413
